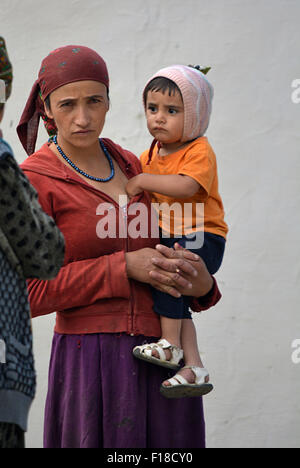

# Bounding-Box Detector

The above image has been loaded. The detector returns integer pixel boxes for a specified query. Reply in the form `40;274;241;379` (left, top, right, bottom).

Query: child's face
145;89;184;145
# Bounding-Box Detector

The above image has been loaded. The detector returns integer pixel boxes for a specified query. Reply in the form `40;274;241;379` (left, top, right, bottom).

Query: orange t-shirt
140;137;228;238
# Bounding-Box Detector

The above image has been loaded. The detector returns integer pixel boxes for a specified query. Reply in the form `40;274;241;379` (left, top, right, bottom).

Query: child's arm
126;173;200;199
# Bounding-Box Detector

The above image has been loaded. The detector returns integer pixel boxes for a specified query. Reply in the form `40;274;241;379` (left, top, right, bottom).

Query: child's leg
162;319;210;386
182;231;226;275
173;231;226;317
180;319;203;368
150;315;182;361
154;233;220;393
160;315;182;348
133;230;185;366
145;229;223;361
133;232;225;367
148;231;188;359
146;288;184;362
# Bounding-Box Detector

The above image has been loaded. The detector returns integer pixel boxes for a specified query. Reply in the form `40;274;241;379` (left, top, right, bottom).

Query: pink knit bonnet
144;64;214;143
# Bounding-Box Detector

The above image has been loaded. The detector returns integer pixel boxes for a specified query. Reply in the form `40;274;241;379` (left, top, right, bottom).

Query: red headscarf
17;45;109;155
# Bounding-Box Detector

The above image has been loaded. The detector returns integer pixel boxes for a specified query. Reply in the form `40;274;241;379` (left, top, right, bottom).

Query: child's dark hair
143;77;182;106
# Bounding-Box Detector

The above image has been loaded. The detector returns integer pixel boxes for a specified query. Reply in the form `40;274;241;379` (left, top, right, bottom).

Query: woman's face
44;80;109;149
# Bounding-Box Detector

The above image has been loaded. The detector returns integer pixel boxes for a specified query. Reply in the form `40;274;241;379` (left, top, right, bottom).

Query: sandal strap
157;338;173;349
135;340;183;366
157;339;183;365
142;343;167;361
182;366;209;385
166;373;188;387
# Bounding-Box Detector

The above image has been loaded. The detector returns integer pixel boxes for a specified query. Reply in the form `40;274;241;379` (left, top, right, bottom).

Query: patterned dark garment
0;139;65;279
0;422;24;449
0;247;36;398
0;139;65;438
0;244;34;444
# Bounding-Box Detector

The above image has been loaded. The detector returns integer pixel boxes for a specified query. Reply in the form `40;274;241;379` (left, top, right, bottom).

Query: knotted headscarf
0;37;13;102
17;45;109;155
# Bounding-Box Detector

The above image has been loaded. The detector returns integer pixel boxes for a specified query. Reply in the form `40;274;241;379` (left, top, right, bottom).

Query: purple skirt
44;333;205;448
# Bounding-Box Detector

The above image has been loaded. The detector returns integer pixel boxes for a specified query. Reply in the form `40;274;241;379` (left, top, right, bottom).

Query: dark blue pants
152;231;226;319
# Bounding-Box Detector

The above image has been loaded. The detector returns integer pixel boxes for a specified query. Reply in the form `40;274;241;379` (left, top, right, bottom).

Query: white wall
1;0;300;449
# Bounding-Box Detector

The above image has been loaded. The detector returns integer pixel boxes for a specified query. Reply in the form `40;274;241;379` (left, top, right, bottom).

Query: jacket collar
21;138;135;181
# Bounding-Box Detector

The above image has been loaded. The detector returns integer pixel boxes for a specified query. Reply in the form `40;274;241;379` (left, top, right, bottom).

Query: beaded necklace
53;135;115;182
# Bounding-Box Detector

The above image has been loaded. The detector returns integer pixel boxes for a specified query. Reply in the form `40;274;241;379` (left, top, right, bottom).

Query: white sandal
160;365;213;398
133;339;183;370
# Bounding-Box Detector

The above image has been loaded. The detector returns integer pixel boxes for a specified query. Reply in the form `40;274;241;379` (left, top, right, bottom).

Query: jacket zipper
121;199;135;336
40;171;139;335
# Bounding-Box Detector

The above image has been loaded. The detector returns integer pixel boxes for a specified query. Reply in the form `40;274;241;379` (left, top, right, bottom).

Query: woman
18;45;221;448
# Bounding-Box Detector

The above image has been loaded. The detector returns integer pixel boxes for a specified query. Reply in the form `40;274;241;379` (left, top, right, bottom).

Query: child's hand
126;175;144;198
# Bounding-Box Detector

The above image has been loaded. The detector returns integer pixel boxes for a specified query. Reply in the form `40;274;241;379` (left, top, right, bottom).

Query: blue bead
53;135;115;182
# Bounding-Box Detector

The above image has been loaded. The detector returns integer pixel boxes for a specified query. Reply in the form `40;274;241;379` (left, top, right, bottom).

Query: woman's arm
126;173;200;199
28;243;220;318
27;250;131;317
28;246;198;317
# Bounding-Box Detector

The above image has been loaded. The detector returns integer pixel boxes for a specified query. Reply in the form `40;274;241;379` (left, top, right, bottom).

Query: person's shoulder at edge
0;137;14;160
20;142;56;170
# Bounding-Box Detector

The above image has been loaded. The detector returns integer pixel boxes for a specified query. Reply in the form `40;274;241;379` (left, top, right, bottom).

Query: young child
126;65;228;398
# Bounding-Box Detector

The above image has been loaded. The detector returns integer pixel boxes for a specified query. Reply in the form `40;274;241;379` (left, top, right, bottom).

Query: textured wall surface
1;0;299;448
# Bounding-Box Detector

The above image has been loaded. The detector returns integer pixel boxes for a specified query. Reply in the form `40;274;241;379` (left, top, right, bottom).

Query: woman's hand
149;243;214;298
125;247;196;297
125;243;213;298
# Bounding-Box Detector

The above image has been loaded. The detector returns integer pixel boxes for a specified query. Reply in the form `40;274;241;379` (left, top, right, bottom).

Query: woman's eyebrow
57;97;76;105
85;94;105;99
57;94;105;104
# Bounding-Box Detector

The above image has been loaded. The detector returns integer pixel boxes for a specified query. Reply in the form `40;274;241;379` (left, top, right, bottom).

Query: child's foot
150;339;180;361
162;366;209;387
160;365;213;398
133;339;183;370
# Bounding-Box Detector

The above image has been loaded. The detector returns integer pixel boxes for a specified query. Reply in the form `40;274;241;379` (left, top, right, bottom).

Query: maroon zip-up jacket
21;139;221;336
